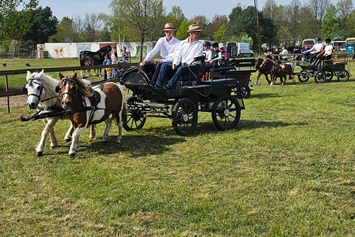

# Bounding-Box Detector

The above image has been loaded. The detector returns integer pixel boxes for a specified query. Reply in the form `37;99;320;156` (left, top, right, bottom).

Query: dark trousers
141;62;165;83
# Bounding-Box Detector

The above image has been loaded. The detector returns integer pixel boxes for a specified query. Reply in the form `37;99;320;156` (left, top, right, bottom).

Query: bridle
57;77;78;100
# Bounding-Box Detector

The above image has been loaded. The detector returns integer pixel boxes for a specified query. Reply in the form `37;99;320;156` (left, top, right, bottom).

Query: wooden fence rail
0;63;138;113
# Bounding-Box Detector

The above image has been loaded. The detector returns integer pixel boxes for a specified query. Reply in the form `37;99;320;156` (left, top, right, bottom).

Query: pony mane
66;73;93;98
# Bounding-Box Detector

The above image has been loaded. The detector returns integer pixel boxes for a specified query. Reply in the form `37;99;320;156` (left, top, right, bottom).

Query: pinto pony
23;70;96;156
270;63;294;85
57;72;127;157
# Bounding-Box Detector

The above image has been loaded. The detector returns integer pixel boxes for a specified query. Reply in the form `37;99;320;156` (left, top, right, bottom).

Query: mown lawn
1;62;355;236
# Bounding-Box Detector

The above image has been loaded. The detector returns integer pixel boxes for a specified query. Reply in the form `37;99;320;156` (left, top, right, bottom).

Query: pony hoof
64;138;71;143
36;151;43;157
69;153;76;158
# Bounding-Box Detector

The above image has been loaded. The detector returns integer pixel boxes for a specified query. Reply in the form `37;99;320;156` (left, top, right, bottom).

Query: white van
226;42;254;57
302;39;315;48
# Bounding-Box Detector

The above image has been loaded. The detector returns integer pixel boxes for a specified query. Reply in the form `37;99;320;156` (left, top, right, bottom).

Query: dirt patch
0;95;27;109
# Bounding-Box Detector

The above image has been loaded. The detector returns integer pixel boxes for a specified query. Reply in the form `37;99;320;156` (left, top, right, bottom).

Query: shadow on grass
85;133;185;157
196;119;308;134
249;92;281;99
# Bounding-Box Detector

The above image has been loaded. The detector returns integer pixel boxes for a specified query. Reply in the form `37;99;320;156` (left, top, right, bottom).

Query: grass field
1;59;355;236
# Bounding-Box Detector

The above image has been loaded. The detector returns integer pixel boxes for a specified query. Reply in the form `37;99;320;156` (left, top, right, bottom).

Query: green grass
1;83;355;235
1;60;355;236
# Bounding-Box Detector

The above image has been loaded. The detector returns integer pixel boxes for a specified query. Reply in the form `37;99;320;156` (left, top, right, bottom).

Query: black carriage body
122;60;255;135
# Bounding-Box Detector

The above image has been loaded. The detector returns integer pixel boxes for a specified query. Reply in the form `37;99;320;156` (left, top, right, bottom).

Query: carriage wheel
298;70;309;82
314;71;326;83
240;86;251;99
212;95;241;131
337;70;349;82
172;98;198;136
123;96;146;131
324;71;333;81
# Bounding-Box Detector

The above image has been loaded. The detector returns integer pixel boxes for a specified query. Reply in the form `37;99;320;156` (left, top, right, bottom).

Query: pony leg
255;72;260;85
36;117;59;156
69;127;85;157
102;118;113;142
64;122;74;143
116;111;124;144
89;124;96;139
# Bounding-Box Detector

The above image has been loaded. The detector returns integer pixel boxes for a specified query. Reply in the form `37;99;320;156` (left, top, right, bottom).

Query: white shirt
173;38;204;66
311;43;323;54
324;44;333;56
204;49;212;61
144;36;180;62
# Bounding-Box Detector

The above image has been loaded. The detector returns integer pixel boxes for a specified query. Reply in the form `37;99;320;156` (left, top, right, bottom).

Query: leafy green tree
165;6;186;31
175;20;191;40
21;6;58;49
321;4;339;39
49;17;77;42
0;0;38;43
110;0;165;60
336;0;354;38
206;14;228;41
213;24;227;43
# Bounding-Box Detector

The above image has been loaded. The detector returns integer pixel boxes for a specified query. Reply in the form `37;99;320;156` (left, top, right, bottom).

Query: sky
38;0;340;22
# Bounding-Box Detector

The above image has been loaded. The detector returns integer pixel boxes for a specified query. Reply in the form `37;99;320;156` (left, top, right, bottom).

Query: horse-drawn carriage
121;57;255;136
298;56;350;83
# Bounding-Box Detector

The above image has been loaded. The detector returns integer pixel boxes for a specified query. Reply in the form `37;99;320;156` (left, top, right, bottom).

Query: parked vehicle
345;37;355;54
331;40;346;52
302;39;316;48
225;42;254;57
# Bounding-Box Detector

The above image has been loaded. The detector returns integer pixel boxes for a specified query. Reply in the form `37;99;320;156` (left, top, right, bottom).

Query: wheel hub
182;113;189;122
224;109;230;117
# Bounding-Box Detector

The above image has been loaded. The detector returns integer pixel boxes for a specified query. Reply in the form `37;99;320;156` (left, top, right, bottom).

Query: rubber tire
123;96;146;131
172;98;198;136
212;95;241;131
240;86;251;99
298;70;310;82
337;70;349;82
314;71;326;83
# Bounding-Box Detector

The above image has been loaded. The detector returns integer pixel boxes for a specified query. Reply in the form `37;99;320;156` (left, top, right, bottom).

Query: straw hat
163;23;175;31
187;24;202;33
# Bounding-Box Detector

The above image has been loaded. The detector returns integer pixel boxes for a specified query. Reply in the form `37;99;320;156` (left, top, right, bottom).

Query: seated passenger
155;24;204;89
313;38;333;66
303;37;324;63
203;41;213;63
139;23;180;83
209;42;222;66
219;43;230;66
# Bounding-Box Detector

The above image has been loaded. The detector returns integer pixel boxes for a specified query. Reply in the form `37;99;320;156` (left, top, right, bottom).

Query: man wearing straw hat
139;23;180;83
156;23;204;89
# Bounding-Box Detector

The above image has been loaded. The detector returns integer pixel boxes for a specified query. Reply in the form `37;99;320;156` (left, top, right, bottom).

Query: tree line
1;0;354;57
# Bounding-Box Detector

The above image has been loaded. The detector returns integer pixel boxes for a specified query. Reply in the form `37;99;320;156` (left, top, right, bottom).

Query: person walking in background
280;46;288;61
110;47;117;79
139;23;180;83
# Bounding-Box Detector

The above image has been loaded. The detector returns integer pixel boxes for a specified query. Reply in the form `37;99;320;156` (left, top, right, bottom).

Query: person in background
273;47;279;61
102;54;111;81
156;24;204;89
110;47;117;79
120;46;129;63
264;46;272;55
280;46;288;61
219;43;230;66
203;41;212;63
209;42;222;66
139;23;180;83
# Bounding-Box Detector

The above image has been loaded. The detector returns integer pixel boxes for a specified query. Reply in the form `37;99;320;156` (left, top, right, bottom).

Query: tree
110;0;165;61
175;20;192;40
49;17;77;42
165;6;186;32
336;0;354;38
213;24;227;43
321;5;339;39
0;0;38;43
80;13;105;42
206;14;228;40
21;6;58;49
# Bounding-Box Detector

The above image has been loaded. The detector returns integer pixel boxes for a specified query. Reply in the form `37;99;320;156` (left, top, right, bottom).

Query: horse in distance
57;72;127;157
79;45;112;77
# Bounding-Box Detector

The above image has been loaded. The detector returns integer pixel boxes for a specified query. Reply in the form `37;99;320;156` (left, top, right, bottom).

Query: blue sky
38;0;340;22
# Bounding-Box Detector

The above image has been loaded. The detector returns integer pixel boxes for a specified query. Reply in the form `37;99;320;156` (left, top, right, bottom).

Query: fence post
5;75;10;113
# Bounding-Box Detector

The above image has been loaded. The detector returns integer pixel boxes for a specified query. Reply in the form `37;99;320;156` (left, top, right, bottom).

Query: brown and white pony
255;57;272;85
23;70;96;156
57;72;127;157
270;62;294;85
